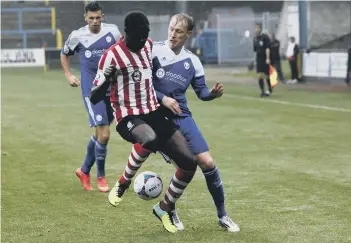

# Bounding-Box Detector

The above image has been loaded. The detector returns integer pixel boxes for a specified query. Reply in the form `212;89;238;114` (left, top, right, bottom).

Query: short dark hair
256;22;262;28
172;13;194;31
85;1;103;13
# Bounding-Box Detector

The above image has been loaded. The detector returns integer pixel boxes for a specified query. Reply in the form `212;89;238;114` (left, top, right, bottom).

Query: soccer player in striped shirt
107;13;240;232
90;11;198;233
60;1;121;192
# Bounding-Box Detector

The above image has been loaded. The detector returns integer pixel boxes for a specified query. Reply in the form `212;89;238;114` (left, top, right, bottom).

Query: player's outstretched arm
90;65;116;104
191;76;219;101
60;54;81;87
191;55;221;101
90;50;117;104
61;31;80;87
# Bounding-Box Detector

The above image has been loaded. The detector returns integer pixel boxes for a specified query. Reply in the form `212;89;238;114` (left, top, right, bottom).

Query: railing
1;7;62;49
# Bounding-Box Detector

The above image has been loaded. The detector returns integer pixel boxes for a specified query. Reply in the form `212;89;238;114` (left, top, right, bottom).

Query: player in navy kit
60;1;120;192
108;13;239;232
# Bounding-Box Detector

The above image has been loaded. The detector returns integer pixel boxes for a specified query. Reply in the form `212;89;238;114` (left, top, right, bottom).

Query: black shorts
256;59;269;75
116;107;178;145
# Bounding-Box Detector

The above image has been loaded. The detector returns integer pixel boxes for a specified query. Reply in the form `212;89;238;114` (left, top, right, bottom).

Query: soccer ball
133;171;163;200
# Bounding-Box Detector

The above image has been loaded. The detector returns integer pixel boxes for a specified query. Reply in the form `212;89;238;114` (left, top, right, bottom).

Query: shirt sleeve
112;25;121;42
90;50;117;104
191;56;215;101
61;31;79;56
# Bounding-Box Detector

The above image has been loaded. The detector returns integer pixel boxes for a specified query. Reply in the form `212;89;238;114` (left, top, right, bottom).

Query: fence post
51;7;56;33
56;29;63;49
18;8;23;32
23;33;27;48
298;0;308;49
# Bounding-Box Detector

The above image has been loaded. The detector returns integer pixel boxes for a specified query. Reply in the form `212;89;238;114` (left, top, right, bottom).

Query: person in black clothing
269;32;285;83
286;36;300;84
253;23;272;97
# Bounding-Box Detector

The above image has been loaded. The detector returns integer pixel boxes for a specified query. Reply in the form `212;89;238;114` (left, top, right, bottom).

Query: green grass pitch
1;67;351;243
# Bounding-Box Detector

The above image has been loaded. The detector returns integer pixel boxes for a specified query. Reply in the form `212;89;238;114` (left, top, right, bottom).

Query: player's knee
140;132;158;153
96;127;110;144
198;158;215;170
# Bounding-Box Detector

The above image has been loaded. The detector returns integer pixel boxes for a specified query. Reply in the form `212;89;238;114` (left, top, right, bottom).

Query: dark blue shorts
83;96;114;127
173;116;209;155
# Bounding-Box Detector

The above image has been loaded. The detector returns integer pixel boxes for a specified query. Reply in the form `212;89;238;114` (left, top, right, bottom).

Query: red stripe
147;38;153;50
144;78;153;112
143;43;152;68
110;48;123;121
120;43;145;115
112;101;122;124
119;44;138;115
143;42;157;109
167;187;179;199
138;49;147;69
127;160;140;171
113;46;133;116
98;51;108;70
111;58;116;66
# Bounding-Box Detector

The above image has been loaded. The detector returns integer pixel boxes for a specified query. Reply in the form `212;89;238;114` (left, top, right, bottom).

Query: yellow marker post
51;7;56;33
56;29;63;49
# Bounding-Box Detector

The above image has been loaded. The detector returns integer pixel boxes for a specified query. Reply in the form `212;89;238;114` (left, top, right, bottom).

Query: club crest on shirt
259;41;263;46
131;69;142;82
184;61;190;70
85;50;92;58
156;68;165;78
106;36;112;43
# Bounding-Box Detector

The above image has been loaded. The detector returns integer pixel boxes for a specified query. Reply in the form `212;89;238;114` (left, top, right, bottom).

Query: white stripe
131;147;148;162
203;168;217;176
128;155;142;167
115;45;129;118
141;44;158;111
123;174;131;181
84;97;97;125
166;191;176;203
172;175;188;187
226;94;351;113
129;51;143;115
170;183;184;194
125;166;135;175
149;83;159;110
139;48;152;114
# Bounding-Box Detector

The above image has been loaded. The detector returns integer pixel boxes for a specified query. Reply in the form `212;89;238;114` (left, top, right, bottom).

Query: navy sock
95;140;107;178
81;136;96;175
203;166;227;218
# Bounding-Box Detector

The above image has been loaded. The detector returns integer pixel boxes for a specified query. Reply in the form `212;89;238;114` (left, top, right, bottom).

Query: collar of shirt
165;39;186;58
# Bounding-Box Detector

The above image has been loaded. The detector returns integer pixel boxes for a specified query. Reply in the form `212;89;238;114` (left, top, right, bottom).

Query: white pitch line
226;94;351;113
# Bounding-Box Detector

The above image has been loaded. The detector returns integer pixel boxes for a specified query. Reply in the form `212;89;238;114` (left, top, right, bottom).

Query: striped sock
161;168;195;211
119;143;151;185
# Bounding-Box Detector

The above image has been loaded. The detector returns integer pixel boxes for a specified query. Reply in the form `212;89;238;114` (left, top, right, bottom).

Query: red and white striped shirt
92;37;160;124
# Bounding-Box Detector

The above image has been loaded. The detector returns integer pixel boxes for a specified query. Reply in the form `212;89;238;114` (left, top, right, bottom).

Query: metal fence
214;11;280;65
105;14;170;42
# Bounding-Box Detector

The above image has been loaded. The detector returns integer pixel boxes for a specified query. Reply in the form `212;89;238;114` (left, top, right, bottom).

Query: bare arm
266;48;270;62
60;54;72;77
60;54;80;87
